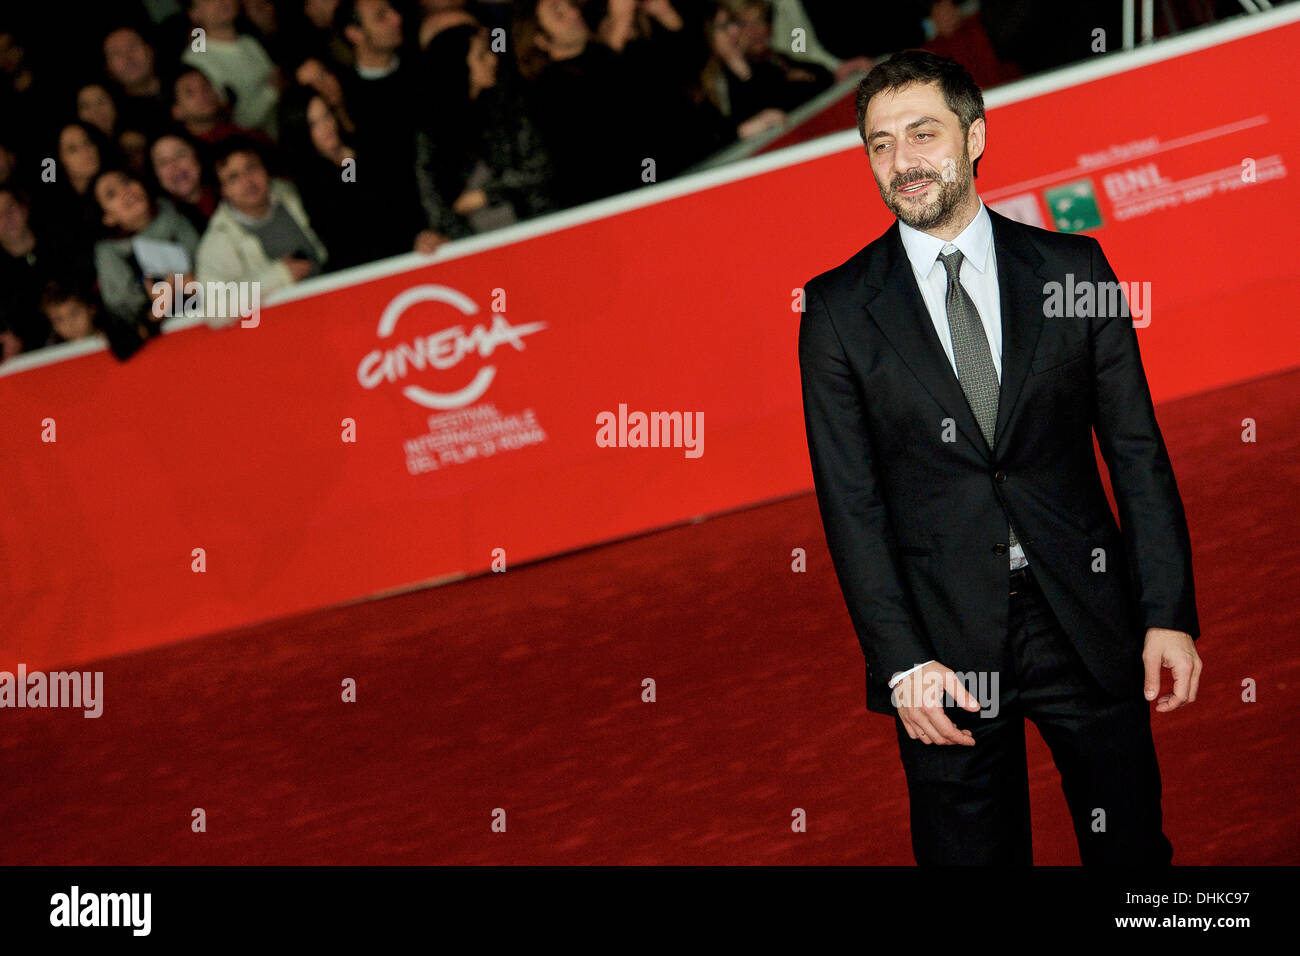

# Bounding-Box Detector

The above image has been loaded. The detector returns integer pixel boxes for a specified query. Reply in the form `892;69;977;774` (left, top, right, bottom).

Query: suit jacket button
994;470;1007;483
992;543;1008;554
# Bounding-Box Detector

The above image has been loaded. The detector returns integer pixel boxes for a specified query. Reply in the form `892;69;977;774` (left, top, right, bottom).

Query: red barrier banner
3;12;1299;669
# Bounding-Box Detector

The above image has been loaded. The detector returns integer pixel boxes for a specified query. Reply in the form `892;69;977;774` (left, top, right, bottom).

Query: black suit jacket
798;206;1199;715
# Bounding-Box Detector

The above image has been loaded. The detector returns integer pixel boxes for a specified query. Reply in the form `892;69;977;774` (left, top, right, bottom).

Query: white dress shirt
889;200;1028;693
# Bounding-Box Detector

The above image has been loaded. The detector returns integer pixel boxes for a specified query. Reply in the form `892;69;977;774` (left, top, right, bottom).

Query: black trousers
894;565;1173;865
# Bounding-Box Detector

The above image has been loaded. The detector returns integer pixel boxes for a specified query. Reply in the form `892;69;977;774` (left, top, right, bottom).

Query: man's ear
967;117;986;168
343;23;362;49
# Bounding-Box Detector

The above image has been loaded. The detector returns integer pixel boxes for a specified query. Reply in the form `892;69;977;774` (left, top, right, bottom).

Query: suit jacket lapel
987;207;1047;459
861;220;989;459
860;209;1049;462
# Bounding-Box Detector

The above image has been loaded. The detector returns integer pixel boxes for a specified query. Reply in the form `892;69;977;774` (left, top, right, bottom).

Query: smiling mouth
898;180;933;195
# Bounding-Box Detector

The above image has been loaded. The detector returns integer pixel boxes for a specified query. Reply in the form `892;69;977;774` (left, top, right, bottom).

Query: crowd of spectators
1;0;1196;363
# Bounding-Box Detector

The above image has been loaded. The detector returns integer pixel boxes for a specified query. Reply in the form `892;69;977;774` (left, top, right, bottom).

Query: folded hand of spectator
453;189;489;215
834;56;874;83
737;108;785;140
282;257;315;282
1;329;23;361
640;0;683;31
413;230;448;255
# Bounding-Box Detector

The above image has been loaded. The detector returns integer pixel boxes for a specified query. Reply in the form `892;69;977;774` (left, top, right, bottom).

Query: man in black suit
798;51;1202;865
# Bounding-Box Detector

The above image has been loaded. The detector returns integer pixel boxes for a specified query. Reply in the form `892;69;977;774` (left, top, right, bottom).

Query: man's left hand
1142;627;1201;712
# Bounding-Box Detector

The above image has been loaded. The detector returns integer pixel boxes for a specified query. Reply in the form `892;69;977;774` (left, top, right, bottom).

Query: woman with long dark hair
277;84;443;272
74;81;120;140
701;0;834;134
415;23;556;239
39;121;120;260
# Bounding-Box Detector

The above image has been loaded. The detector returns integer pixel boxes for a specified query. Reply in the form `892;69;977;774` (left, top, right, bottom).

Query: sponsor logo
357;285;546;409
1043;178;1105;232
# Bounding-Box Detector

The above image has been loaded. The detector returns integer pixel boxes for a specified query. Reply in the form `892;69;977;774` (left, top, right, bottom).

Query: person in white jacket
181;0;281;135
196;137;328;326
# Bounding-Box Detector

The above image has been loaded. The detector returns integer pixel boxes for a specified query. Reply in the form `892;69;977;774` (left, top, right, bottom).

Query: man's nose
892;143;922;180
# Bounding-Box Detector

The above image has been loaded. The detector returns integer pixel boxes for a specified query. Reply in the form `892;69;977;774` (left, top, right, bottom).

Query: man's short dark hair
0;182;29;204
41;276;100;312
334;0;363;37
89;166;153;209
210;134;266;176
855;50;986;177
171;64;209;101
101;22;149;52
727;0;773;25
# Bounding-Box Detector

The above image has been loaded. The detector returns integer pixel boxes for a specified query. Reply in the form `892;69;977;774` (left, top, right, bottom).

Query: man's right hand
892;661;981;746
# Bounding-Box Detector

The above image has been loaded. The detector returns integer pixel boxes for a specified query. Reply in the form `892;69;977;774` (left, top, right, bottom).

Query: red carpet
2;368;1297;865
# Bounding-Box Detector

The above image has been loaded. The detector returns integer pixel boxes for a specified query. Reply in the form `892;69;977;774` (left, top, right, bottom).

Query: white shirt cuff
888;661;935;688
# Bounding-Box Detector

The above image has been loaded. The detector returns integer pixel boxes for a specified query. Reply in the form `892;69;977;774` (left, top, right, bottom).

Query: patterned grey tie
939;248;1019;550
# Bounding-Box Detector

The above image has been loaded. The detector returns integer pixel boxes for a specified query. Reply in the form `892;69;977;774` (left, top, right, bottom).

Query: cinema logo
150;275;261;327
1042;274;1151;328
595;404;704;459
50;886;150;936
357;285;546;410
0;664;103;718
892;668;1002;718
